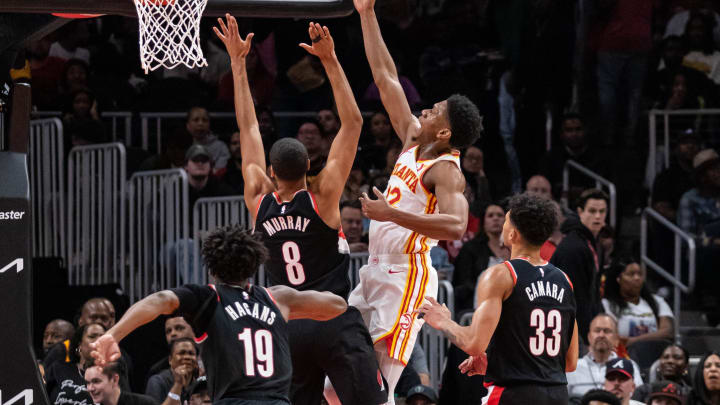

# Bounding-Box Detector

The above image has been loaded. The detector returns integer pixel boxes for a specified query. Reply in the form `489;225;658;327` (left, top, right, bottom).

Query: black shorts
287;306;386;405
482;383;568;405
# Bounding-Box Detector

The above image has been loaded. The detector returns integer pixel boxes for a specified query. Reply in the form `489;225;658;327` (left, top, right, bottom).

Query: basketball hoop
133;0;209;73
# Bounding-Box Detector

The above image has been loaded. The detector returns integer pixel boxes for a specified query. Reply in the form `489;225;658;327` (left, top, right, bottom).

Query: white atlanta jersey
368;145;461;255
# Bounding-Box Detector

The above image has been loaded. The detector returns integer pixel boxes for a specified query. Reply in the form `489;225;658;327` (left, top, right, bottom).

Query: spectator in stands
138;128;194;172
540;114;611;200
652;134;700;222
184;145;235;221
683;13;720;85
85;361;158;405
567;314;644;400
60;59;90;97
633;344;693;402
593;0;653;146
341;160;368;203
49;21;91;64
649;36;718;110
644;381;686;405
581;389;621;405
78;298;116;331
665;0;720;48
462;145;492;205
689;351;720;405
551;189;609;343
221;131;244;194
405;384;437;405
604;359;644;405
145;338;199;405
256;106;277;156
295;119;326;178
452;203;508;314
602;258;674;347
340;201;367;253
147;317;196;378
598;225;616;274
187;376;210;405
317;108;340;140
63;88;101;127
185;106;230;172
359;111;398;177
45;323;105;405
540;200;565;261
27;36;66;110
678;149;720;235
42;319;75;357
526;175;553;201
660;71;704;111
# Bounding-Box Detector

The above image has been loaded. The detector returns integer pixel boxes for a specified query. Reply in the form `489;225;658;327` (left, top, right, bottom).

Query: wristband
167;392;180;401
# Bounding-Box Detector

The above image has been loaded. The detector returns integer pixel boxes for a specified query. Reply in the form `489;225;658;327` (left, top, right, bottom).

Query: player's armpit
565;320;579;372
267;285;347;322
243;164;275;221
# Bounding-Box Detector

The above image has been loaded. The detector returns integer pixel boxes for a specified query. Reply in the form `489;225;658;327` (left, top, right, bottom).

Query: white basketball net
134;0;210;73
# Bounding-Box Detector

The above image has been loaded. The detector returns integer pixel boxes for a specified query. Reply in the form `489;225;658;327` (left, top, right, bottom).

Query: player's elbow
565;357;578;372
318;293;348;320
446;222;466;241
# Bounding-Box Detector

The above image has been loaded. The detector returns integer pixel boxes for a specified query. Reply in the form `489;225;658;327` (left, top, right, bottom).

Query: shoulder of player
481;262;516;287
423;160;464;190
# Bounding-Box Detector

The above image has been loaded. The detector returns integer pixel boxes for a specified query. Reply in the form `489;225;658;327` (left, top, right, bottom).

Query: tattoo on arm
443;328;461;347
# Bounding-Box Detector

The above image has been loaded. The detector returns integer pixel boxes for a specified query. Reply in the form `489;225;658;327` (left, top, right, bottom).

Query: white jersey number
281;241;305;285
238;328;275;377
529;308;562;357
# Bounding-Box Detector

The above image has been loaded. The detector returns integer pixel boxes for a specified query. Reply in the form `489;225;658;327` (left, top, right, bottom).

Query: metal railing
191;196;250;284
28;118;66;259
562;159;617;228
640;207;696;341
127;169;190;302
67;143;126;287
348;252;369;291
647;109;720;188
418;280;455;389
32;111;134;146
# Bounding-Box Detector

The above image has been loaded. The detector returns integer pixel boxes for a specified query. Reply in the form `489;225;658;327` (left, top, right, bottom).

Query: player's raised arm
90;290;181;366
299;23;363;221
266;285;347;322
419;263;512;357
360;160;468;240
354;0;419;145
214;14;274;219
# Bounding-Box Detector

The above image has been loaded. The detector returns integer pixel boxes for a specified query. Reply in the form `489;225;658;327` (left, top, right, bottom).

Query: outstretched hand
90;334;121;367
213;13;254;62
353;0;376;13
416;296;451;330
459;353;488;376
359;187;393;222
299;22;335;61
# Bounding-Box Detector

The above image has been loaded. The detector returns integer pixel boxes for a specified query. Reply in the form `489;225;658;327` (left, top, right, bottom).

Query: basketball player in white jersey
345;0;484;402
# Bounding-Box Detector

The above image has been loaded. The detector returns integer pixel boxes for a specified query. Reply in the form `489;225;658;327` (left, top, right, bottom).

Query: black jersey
254;190;351;298
485;258;576;387
172;283;292;402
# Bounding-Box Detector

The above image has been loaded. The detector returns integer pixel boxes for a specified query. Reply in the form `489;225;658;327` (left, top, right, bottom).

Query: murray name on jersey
224;299;278;326
261;215;311;237
525;279;567;304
